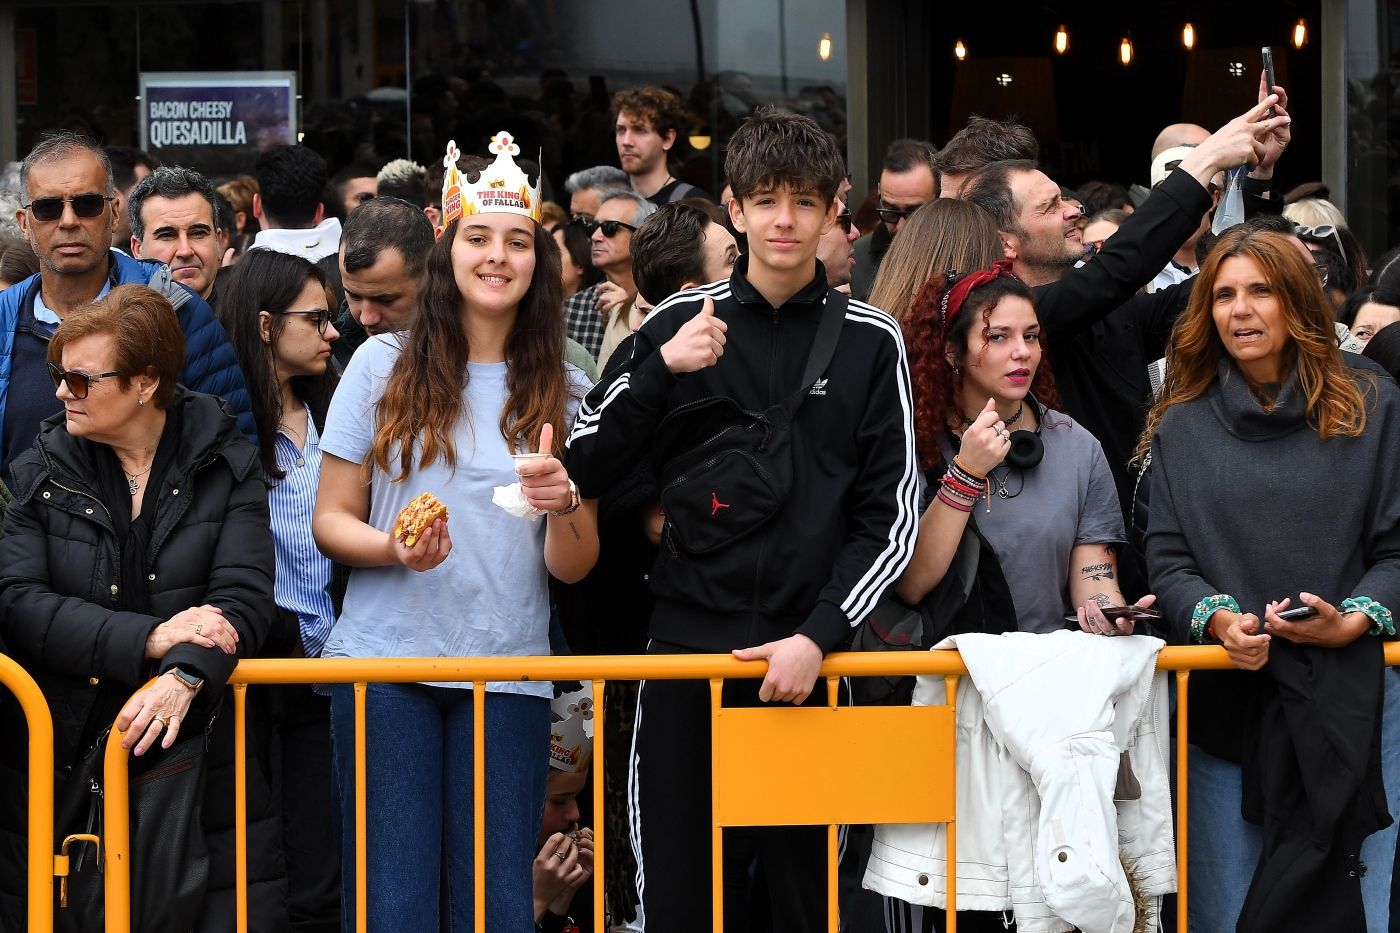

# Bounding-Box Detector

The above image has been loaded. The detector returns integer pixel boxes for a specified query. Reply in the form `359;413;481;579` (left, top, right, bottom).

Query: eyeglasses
47;362;125;399
1295;223;1346;260
836;212;855;235
570;213;594;225
276;309;335;334
1314;262;1330;288
582;219;637;238
23;194;113;223
875;203;923;225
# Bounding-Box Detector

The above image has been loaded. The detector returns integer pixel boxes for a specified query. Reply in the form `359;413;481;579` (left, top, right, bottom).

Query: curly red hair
903;273;1060;470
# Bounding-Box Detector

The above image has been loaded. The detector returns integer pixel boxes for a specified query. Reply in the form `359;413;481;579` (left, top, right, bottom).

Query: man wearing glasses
564;189;657;370
849;138;936;301
0;132;254;471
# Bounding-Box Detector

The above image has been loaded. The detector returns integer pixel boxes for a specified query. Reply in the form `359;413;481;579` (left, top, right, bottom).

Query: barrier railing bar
473;680;487;931
710;677;725;933
353;682;367;933
102;699;135;933
1176;670;1190;933
0;654;57;933
592;677;606;933
233;684;249;933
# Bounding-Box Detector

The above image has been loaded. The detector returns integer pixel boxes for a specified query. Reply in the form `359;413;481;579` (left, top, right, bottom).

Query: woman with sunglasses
869;262;1158;933
312;134;598;932
0;284;281;930
216;248;344;930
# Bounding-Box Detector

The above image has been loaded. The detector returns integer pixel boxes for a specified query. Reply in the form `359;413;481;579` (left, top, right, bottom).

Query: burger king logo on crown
440;131;542;230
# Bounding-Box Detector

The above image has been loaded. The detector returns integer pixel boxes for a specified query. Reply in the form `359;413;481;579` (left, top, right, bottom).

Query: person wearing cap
533;683;596;933
313;133;598;933
1147;126;1215;291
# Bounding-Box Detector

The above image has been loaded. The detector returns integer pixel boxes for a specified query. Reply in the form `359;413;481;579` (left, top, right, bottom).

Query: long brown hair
369;217;570;481
1137;227;1374;463
868;200;1002;322
904;272;1060;469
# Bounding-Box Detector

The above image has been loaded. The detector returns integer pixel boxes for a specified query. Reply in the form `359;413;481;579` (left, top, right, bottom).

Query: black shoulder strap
782;289;847;417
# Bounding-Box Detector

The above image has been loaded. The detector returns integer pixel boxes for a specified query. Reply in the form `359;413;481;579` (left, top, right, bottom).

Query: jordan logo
711;492;731;517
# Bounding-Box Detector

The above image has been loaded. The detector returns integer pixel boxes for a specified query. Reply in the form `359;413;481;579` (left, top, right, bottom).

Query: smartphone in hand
1262;46;1277;116
1275;605;1318;622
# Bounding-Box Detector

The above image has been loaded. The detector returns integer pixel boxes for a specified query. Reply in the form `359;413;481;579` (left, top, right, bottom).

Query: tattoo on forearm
1091;593;1111;608
568;521;581;541
1081;562;1115;581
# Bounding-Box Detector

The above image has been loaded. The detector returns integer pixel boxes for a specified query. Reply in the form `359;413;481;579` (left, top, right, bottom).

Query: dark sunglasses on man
47;362;125;399
836;212;855;236
23;194;113;223
579;219;637;238
275;308;335;335
875;203;921;225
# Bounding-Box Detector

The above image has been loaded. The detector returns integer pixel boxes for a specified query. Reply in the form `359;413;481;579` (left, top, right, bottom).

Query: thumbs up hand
517;423;577;514
660;296;727;374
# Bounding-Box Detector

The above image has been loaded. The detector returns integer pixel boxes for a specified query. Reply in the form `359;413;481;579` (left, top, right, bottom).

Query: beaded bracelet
1191;595;1240;644
1340;597;1396;637
935;488;975;513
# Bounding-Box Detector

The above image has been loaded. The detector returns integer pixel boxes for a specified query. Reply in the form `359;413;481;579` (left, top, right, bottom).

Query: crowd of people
0;69;1396;933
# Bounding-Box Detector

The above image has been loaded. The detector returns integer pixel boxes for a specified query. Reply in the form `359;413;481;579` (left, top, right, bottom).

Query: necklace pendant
128;478;140;495
997;486;1010;499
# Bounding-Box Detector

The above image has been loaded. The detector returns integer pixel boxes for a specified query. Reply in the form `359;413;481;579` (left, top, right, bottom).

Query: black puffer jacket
0;388;287;932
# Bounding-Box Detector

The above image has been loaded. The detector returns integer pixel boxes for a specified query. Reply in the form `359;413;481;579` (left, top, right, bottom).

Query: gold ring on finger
152;717;167;727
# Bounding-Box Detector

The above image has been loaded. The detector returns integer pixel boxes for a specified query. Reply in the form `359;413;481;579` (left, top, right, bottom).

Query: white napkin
492;483;545;521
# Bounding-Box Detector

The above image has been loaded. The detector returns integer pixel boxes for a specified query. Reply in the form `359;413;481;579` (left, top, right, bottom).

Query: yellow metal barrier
0;653;57;933
88;642;1400;933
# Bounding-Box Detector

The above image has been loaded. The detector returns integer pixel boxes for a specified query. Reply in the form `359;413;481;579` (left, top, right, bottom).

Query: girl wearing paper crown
313;133;597;932
870;262;1158;931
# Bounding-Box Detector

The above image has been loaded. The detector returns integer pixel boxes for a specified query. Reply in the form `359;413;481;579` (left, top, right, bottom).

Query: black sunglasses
836;212;855;235
276;309;335;334
23;194;113;223
875;203;922;225
582;219;637;238
47;362;125;399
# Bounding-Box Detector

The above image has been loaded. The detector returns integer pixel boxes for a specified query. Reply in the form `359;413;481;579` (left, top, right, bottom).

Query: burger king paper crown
549;682;595;773
440;132;542;231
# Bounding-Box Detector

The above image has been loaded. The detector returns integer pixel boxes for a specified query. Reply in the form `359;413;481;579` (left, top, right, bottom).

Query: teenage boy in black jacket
565;108;918;931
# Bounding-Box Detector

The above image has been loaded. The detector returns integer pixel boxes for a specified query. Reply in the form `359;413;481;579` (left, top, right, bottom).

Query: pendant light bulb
1292;18;1308;49
1055;25;1069;55
1120;37;1134;66
954;39;967;62
1182;23;1195;50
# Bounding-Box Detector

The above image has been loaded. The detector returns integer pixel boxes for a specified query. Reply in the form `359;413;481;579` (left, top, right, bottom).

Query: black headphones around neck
1004;398;1046;469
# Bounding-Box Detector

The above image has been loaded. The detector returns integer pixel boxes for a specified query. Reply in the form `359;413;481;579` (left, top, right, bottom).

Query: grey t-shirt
319;334;592;695
935;408;1125;633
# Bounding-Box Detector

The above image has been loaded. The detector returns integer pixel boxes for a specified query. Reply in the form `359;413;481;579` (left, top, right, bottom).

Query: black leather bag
57;717;213;932
655;291;846;556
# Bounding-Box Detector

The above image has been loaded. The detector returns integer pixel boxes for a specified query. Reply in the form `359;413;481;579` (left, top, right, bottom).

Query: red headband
940;259;1018;326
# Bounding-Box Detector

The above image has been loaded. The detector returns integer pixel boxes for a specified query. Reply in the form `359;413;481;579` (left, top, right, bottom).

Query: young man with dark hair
933;115;1040;199
128;165;224;303
332;196;434;370
567;106;917;931
631;201;738;308
251;144;339;260
329;161;381;220
613;86;713;205
850;137;936;300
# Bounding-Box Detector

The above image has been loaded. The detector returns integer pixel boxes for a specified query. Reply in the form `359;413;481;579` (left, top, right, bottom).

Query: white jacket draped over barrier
864;630;1176;933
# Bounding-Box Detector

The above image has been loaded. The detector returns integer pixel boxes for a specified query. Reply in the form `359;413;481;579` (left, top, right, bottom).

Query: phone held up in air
1262;46;1277;116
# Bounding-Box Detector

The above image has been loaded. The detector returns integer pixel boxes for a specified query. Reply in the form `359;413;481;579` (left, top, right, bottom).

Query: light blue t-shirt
319;333;592;695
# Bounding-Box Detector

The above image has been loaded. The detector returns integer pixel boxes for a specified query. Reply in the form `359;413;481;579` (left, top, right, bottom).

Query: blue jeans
329;683;549;933
1188;671;1400;933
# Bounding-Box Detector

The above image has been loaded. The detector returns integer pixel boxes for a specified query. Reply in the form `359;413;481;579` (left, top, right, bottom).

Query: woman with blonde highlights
1143;227;1400;929
867;200;1002;322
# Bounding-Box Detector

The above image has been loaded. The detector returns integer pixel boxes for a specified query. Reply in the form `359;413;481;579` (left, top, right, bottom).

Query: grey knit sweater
1146;356;1400;760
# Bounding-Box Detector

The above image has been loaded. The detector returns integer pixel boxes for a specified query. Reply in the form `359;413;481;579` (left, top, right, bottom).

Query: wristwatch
167;667;205;692
550;480;582;517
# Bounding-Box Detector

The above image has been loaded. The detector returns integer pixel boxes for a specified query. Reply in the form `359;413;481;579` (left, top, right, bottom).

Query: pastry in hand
393;492;449;547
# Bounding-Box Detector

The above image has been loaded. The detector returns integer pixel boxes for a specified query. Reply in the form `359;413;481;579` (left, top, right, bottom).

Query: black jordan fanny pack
654;291;846;556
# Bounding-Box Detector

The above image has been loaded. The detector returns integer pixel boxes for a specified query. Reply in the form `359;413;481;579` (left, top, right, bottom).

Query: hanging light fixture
954;39;967;61
1120;37;1134;66
1054;25;1069;55
818;32;833;62
1182;23;1196;50
1292;18;1308;48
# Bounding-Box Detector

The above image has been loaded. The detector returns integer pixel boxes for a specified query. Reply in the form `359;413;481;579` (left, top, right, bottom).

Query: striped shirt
268;407;336;657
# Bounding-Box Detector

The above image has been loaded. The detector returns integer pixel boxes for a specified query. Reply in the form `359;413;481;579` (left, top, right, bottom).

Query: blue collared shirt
268;408;336;657
33;280;112;328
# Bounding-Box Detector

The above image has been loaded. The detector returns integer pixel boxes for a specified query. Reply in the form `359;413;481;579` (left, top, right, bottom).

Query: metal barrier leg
1176;671;1189;933
592;678;606;933
945;674;958;933
0;654;57;933
353;683;367;933
827;676;840;933
103;711;133;933
710;678;724;933
473;681;487;932
233;684;249;933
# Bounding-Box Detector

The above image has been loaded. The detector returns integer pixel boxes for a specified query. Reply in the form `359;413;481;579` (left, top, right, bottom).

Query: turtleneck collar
1209;357;1309;441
